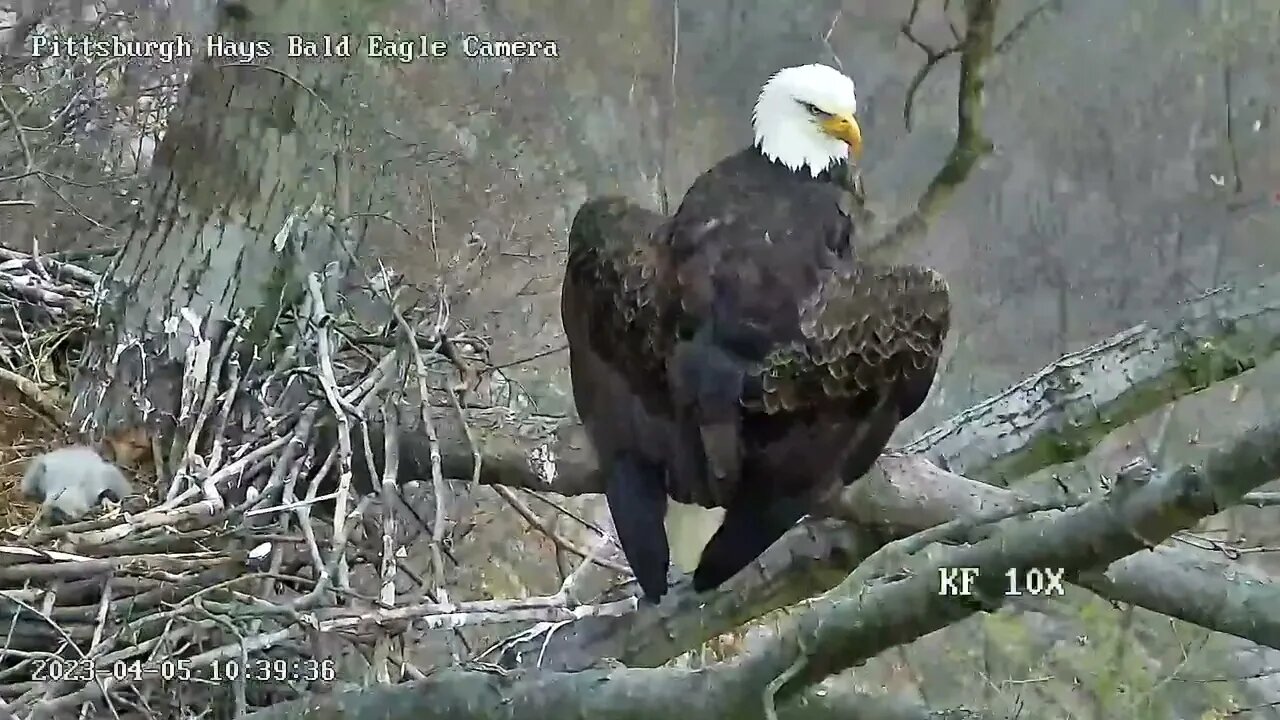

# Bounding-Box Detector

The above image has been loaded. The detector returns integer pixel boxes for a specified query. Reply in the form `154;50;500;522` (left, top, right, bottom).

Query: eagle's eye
800;101;827;117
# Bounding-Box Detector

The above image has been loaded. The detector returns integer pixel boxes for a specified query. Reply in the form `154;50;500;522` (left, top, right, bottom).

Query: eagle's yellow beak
821;113;862;158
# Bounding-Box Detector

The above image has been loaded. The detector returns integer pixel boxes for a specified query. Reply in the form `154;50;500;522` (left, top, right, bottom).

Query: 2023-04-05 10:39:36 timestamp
206;657;339;683
33;657;339;684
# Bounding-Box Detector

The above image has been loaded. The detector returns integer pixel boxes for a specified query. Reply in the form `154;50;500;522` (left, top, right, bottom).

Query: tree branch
849;457;1280;653
905;277;1280;482
900;0;961;132
245;674;992;720
867;0;999;260
338;273;1280;669
247;416;1280;719
490;452;1280;672
1080;544;1280;650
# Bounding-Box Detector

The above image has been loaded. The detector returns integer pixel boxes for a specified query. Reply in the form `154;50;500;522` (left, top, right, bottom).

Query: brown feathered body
562;146;950;601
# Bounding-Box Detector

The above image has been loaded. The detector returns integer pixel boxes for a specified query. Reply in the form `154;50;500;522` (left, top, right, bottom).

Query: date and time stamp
34;570;1063;686
34;656;337;685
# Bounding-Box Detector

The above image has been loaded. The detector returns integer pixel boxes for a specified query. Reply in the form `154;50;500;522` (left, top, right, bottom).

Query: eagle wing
562;197;677;456
752;262;951;417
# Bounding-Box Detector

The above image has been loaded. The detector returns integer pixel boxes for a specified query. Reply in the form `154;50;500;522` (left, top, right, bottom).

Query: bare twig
868;0;1000;260
900;0;961;131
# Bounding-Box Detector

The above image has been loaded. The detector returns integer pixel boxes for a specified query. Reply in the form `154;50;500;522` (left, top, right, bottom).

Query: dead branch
240;415;1280;719
900;0;961;131
0;214;532;716
994;0;1061;54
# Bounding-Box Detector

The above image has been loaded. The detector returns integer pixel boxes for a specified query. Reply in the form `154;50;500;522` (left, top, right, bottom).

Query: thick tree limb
905;278;1280;482
342;274;1280;669
852;457;1280;653
491;453;1280;671
1079;545;1280;651
247;416;1280;720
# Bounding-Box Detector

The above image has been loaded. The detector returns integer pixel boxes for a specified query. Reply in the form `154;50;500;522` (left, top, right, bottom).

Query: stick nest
0;240;490;718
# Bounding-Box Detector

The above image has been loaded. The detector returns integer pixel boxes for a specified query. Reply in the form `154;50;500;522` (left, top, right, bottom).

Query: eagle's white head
752;63;861;177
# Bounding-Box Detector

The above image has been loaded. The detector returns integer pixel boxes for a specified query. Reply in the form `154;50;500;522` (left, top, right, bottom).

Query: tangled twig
0;230;639;718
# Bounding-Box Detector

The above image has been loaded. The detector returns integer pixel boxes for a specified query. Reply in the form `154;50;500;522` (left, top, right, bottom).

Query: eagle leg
604;453;672;603
690;483;809;593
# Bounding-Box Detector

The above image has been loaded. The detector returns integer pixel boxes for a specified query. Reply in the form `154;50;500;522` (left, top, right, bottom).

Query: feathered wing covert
562;197;683;600
563;163;950;602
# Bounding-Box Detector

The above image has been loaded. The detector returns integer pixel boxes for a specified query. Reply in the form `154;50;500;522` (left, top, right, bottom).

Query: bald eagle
562;64;950;603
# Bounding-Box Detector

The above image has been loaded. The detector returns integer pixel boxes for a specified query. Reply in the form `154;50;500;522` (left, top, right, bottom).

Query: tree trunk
68;0;381;443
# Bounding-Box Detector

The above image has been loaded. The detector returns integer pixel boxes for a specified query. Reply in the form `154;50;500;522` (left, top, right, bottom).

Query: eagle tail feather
838;397;902;485
669;332;746;499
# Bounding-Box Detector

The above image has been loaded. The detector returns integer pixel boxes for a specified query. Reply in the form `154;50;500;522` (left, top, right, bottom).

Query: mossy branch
906;278;1280;483
865;0;999;262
